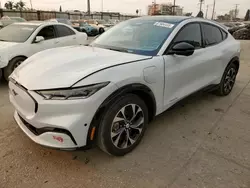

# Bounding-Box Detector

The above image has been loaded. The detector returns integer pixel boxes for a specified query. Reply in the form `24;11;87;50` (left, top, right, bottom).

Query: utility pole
205;5;209;19
198;0;204;12
87;0;90;15
211;0;216;20
173;0;176;15
101;0;103;12
30;0;33;10
235;4;239;19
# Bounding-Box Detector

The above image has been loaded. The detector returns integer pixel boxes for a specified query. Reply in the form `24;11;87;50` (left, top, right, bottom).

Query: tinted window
0;24;37;42
173;23;202;48
202;23;223;46
37;26;56;40
56;25;75;37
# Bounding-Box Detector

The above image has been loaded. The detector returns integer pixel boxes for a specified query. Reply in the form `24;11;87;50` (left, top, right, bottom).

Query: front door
162;23;216;110
31;25;58;54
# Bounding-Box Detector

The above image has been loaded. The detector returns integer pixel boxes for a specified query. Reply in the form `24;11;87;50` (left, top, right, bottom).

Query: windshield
58;19;72;26
0;24;37;43
91;19;176;56
79;22;88;27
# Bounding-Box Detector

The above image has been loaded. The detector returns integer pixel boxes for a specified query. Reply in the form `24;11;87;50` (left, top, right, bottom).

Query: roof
13;21;45;26
132;16;191;23
12;21;64;26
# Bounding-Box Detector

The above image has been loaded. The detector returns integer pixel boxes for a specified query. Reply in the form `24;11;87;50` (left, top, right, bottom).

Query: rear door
201;22;227;81
162;22;213;109
54;25;77;46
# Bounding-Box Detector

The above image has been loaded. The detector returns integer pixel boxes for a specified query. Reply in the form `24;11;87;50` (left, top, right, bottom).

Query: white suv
9;16;240;156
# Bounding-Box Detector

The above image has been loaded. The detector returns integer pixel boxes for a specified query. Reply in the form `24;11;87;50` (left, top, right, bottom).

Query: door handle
55;41;59;44
73;37;76;39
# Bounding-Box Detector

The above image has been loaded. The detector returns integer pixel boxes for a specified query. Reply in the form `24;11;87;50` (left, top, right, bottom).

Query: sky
0;0;249;18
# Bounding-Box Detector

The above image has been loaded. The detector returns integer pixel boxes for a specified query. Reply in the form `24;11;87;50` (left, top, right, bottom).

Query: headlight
36;82;109;100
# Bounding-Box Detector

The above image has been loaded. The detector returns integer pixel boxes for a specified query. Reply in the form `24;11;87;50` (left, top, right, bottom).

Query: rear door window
201;23;223;46
55;25;75;37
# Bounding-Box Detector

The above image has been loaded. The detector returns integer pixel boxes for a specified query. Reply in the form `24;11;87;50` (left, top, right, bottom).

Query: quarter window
221;29;228;40
173;23;202;49
55;25;75;37
202;23;223;46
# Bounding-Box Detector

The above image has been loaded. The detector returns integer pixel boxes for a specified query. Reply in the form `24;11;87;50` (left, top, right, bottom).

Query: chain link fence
0;9;137;21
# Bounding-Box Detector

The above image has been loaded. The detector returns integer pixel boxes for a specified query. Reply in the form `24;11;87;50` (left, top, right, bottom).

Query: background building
148;3;183;16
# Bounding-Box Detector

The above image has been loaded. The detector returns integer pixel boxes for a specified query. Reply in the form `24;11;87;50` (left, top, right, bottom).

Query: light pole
30;0;33;10
87;0;90;15
211;0;216;20
101;0;103;12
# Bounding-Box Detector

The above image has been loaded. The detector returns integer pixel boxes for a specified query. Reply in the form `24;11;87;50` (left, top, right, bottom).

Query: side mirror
34;36;45;43
169;42;195;56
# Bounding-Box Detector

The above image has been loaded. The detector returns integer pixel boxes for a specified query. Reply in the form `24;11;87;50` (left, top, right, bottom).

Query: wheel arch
228;56;240;72
9;55;28;62
86;83;156;145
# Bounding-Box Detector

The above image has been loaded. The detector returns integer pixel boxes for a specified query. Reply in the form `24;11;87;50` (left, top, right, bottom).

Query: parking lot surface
0;41;250;188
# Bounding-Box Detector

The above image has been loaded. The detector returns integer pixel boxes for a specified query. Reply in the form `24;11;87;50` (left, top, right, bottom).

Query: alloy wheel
224;67;236;94
111;104;144;149
13;60;23;70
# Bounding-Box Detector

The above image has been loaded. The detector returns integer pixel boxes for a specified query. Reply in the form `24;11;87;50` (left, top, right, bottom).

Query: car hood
0;41;19;50
11;45;150;90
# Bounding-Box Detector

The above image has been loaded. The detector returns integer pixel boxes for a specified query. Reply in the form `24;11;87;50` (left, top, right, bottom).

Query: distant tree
245;9;250;21
14;0;26;10
196;11;204;18
59;5;62;12
4;1;14;10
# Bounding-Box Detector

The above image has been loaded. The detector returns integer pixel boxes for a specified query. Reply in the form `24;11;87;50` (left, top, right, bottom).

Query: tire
215;63;238;96
97;94;148;156
99;28;104;34
4;57;26;81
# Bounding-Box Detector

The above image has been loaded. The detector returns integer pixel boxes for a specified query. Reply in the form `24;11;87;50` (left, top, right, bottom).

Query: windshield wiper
108;48;131;53
0;39;6;41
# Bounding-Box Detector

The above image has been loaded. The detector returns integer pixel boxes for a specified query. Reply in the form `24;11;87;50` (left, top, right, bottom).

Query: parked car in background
86;19;105;34
47;18;81;32
71;20;99;36
0;21;87;80
0;16;26;28
9;16;240;156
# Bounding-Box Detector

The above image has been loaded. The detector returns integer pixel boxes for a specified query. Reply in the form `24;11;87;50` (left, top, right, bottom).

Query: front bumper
14;111;77;149
9;80;118;149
